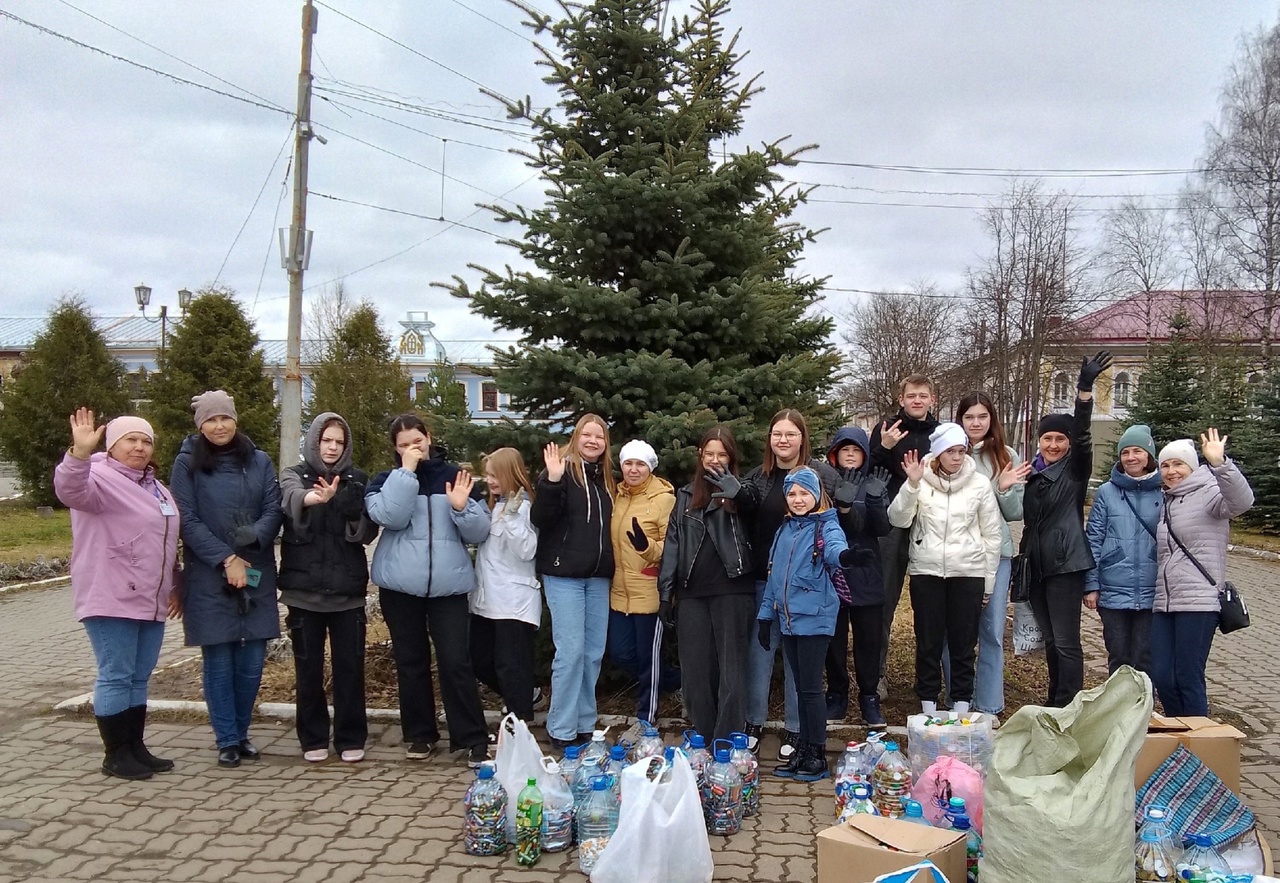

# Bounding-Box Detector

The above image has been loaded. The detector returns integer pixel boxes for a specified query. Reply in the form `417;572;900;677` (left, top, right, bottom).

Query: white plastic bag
591;752;713;883
493;712;547;838
1011;601;1043;655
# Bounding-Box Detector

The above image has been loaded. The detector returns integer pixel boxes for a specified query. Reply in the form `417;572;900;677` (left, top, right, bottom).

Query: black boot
772;732;803;779
859;694;887;727
793;741;831;783
825;692;848;722
96;711;153;780
127;705;174;773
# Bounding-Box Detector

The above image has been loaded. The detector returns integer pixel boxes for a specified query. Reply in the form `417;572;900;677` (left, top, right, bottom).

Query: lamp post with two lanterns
134;284;193;356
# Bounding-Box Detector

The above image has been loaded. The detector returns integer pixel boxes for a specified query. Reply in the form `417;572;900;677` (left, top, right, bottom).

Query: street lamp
134;284;152;318
178;288;192;314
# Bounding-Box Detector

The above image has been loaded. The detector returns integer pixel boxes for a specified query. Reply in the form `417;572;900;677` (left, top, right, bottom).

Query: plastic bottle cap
547;761;561;774
714;747;730;762
1191;833;1212;847
664;747;676;761
853;784;870;798
690;735;706;748
948;797;966;809
610;745;627;760
904;801;922;816
883;740;899;752
592;777;609;791
526;777;537;785
477;765;494;780
565;745;581;759
593;729;606;741
846;741;859;750
731;732;748;749
1145;806;1167;821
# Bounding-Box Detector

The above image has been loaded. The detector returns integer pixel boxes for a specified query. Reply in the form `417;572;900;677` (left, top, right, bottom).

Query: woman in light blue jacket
1084;425;1162;675
366;414;491;766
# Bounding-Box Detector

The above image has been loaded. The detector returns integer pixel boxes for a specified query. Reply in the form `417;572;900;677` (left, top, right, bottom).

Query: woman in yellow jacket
609;439;680;735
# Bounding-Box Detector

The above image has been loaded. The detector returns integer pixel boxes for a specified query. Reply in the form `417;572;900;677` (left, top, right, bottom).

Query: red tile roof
1059;290;1280;344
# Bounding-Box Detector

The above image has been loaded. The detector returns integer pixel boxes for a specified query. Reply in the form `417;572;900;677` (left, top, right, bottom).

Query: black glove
838;548;857;568
626;516;649;553
1077;350;1113;392
833;480;858;509
659;599;675;630
232;524;258;550
756;619;771;651
333;480;366;519
705;465;742;501
863;467;891;499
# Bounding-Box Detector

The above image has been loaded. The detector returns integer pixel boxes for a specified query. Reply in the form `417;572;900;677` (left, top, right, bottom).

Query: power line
50;0;289;113
0;8;292;116
788;179;1188;201
313;0;515;104
795;159;1202;178
443;0;534;44
319;96;514;153
315;82;531;138
806;196;1180;213
822;286;957;299
214;126;296;290
311;191;499;235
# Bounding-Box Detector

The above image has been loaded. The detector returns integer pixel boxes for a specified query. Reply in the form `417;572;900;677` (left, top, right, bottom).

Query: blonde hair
562;414;617;496
483;447;533;510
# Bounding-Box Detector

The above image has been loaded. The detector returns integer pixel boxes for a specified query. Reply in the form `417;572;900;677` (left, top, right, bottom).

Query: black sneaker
743;723;762;754
531;687;548;712
405;742;436;760
859;694;887;727
825;692;848;723
776;729;799;763
467;744;489;769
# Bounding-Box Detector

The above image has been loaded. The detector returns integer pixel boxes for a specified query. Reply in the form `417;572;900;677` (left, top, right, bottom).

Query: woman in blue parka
365;414;491;767
169;390;283;768
1084;424;1162;675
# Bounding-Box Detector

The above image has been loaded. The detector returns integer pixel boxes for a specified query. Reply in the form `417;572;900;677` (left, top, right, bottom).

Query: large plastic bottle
515;777;544;866
560;743;582;787
577;776;619;875
704;739;744;836
1135;804;1178;882
580;729;610;770
462;763;508;856
539;761;574;853
951;812;982;883
901;799;934;827
633;721;665;762
833;741;862;820
870;740;911;818
729;731;760;818
570;752;598;842
1177;834;1230;879
687;733;712;800
602;744;629;802
837;783;879;823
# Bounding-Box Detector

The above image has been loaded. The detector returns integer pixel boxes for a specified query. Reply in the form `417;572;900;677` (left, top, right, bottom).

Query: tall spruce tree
1126;313;1203;449
308;303;412;475
146;289;278;477
445;0;840;476
1236;373;1280;532
0;299;129;505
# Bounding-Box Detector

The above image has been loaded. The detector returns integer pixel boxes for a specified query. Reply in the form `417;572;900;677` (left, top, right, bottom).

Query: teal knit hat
1116;424;1156;460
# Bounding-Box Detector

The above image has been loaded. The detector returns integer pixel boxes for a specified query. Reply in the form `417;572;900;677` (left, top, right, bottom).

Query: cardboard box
816;815;966;883
1134;715;1245;793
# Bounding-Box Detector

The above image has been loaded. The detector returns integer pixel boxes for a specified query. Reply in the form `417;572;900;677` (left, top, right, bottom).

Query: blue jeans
745;580;799;732
606;609;680;724
543;575;610;741
202;639;268;749
83;617;166;716
1149;611;1218;716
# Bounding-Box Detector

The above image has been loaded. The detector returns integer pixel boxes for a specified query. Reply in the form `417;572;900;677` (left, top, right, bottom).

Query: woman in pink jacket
54;408;181;781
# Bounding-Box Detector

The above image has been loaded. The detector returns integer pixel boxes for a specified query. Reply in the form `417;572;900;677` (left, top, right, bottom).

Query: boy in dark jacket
825;426;892;725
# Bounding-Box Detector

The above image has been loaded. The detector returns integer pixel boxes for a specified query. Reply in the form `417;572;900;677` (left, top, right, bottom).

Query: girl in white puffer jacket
888;422;1003;714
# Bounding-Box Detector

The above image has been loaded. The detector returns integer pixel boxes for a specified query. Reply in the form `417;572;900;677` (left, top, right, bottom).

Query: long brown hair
956;391;1011;474
690;425;741;511
483;447;534;511
762;409;812;475
561;413;617;496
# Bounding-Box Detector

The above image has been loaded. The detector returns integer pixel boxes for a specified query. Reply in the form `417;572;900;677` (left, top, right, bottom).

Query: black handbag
1009;554;1031;604
1163;509;1250;634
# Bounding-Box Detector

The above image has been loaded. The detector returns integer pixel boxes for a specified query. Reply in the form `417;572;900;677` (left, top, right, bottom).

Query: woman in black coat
170;390;282;768
279;412;378;764
1021;353;1110;707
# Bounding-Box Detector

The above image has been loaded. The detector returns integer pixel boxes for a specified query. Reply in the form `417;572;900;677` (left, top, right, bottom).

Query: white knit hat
1158;439;1199;469
618;439;658;470
929;422;968;457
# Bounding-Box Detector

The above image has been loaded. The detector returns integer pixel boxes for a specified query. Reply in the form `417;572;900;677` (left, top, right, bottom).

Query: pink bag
910;755;984;834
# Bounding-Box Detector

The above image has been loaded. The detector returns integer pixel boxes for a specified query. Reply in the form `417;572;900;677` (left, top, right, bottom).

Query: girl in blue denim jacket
757;467;851;782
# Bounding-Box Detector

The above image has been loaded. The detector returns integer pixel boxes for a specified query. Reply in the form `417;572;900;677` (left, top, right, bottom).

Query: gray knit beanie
191;389;238;428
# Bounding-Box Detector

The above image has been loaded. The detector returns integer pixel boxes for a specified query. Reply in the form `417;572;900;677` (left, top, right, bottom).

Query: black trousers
676;593;754;742
878;527;912;679
908;575;984;704
1028;571;1086;707
1097;607;1153;676
380;588;487;750
781;633;832;746
825;603;884;699
470;614;537;722
287;605;368;752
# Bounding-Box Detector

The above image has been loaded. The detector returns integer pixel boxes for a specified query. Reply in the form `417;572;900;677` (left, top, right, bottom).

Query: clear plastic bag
1011;600;1044;655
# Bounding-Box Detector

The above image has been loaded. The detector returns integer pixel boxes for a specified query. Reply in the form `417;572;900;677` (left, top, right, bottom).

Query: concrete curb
0;575;69;595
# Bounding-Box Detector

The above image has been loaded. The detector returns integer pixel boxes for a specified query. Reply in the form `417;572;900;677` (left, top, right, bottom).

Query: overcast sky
1;0;1275;344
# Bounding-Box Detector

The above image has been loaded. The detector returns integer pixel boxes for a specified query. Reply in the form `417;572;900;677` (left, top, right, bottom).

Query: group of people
57;356;1254;783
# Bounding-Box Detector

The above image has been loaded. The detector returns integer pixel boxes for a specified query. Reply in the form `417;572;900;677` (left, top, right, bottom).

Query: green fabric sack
982;666;1154;883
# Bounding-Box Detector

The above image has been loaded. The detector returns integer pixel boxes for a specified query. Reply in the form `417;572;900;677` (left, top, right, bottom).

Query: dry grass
0;500;71;565
1232;524;1280;555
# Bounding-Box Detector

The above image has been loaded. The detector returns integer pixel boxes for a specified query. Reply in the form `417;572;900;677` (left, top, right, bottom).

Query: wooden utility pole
280;0;317;469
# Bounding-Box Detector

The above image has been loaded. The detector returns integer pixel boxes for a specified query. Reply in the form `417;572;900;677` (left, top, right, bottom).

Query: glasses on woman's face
770;431;801;441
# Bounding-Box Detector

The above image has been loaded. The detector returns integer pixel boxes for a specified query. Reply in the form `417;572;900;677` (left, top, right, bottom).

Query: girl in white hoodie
471;448;540;721
888;423;1003;714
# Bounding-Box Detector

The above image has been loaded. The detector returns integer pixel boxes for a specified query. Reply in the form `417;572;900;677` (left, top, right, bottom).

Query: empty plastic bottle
870;740;911;818
515;777;543;866
462;763;508;856
729;731;760;818
901;799;934;827
580;729;610;770
577;776;619;875
837;782;879;823
539;761;574;853
1177;833;1230;879
951;812;982;883
703;739;744;836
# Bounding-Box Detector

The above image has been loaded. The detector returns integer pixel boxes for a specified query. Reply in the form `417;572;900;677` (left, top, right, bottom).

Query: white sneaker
340;748;365;763
877;677;888;701
952;701;971;715
303;748;329;763
921;701;937;714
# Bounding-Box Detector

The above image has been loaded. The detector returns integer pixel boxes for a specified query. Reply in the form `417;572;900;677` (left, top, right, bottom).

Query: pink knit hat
105;416;154;453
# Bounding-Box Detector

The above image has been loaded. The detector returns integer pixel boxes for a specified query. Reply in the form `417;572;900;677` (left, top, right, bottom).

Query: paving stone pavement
0;550;1275;882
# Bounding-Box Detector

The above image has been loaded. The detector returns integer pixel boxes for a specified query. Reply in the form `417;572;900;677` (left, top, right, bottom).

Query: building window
1051;372;1071;410
1113;372;1131;409
481;382;499;412
414;380;426;401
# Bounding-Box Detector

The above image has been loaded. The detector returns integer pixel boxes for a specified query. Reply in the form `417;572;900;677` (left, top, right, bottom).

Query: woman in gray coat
169;390;283;768
1150;428;1254;716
